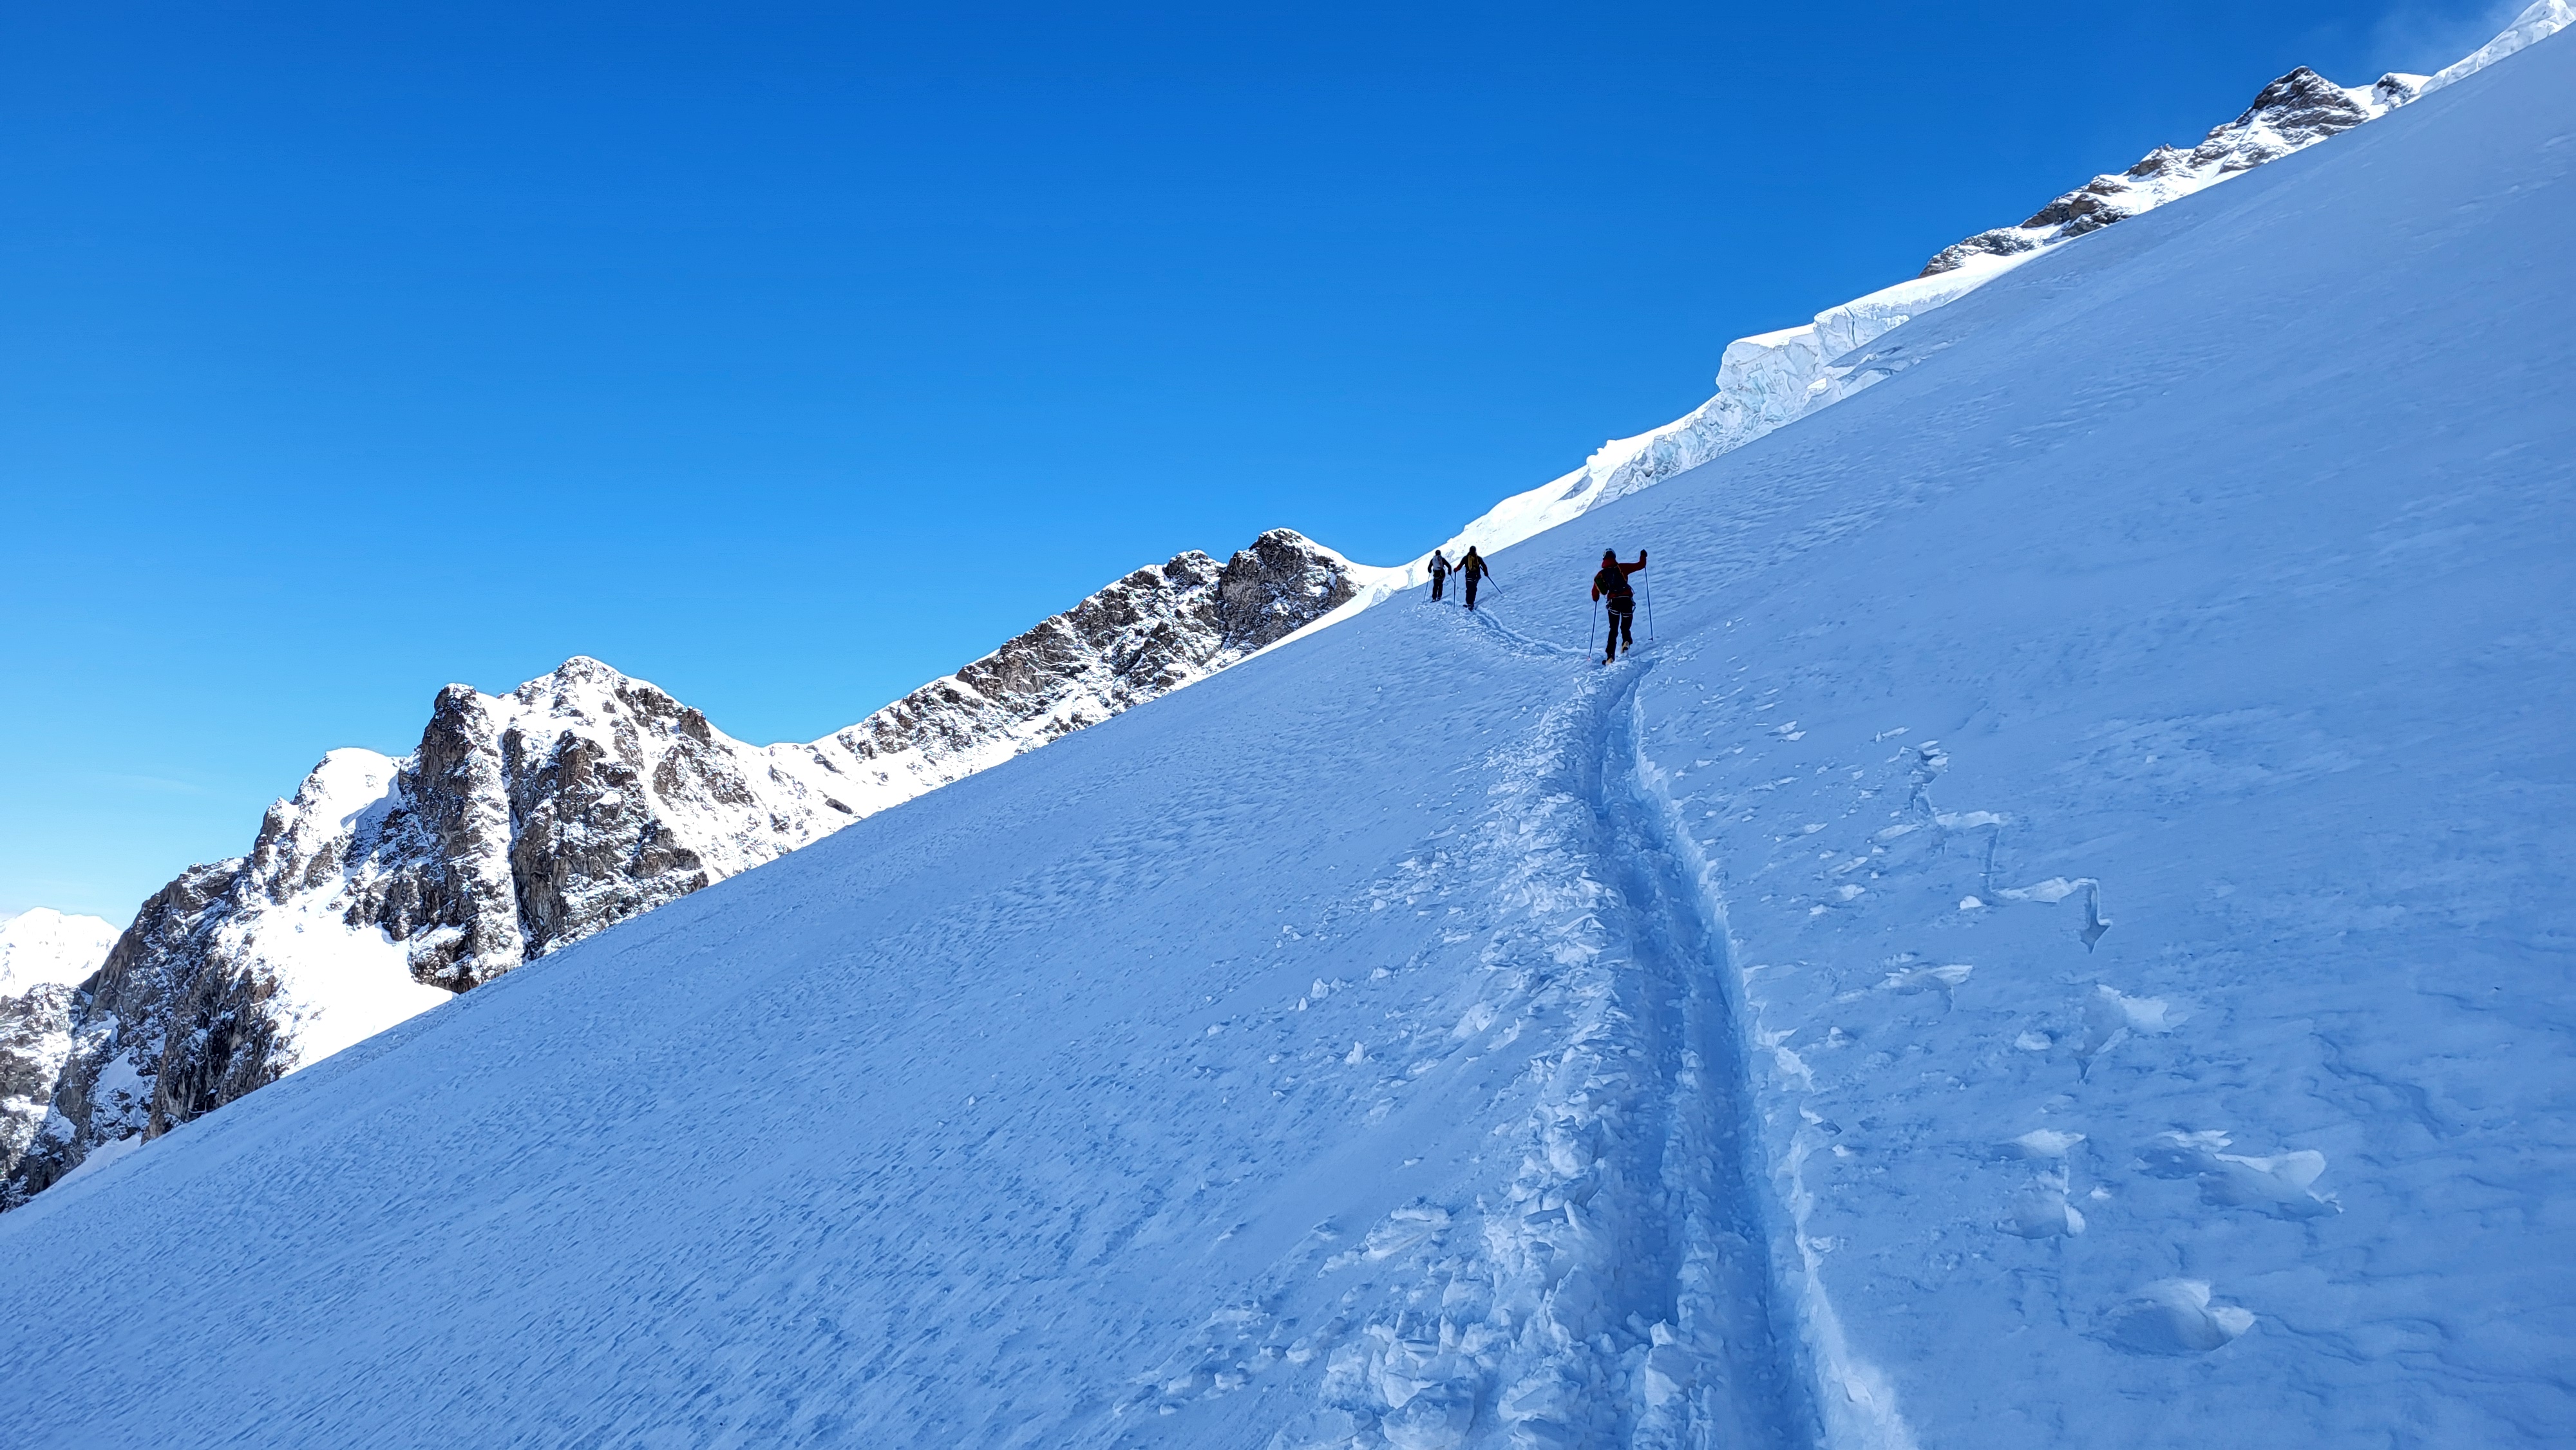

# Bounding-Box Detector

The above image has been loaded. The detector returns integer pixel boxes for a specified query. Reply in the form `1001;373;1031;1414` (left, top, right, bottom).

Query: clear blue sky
0;0;2521;922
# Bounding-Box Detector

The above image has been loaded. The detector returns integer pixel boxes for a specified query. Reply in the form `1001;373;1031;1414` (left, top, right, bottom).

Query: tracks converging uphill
1106;614;1821;1450
1329;636;1821;1448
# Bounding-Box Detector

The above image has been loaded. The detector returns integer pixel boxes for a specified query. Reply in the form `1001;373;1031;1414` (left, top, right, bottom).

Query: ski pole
1643;569;1655;641
1589;596;1599;656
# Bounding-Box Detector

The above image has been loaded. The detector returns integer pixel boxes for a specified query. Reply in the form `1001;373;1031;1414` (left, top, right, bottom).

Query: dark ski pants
1464;576;1481;610
1430;571;1446;601
1605;599;1635;659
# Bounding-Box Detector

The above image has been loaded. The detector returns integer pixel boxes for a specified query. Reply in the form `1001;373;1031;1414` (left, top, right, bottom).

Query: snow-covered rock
0;910;120;1180
1918;66;2424;278
3;529;1361;1207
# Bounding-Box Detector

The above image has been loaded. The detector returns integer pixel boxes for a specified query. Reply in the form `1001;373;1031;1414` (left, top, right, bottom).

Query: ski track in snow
1112;632;1821;1450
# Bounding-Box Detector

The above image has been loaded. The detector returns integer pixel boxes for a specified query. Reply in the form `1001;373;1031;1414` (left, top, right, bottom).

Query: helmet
1602;549;1617;563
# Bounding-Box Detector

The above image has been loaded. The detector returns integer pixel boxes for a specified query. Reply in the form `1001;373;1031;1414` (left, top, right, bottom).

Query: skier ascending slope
1457;547;1493;611
1593;548;1647;663
1426;550;1452;603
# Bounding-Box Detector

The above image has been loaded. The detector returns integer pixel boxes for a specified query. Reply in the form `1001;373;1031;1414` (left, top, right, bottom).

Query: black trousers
1430;570;1446;601
1464;575;1481;609
1605;599;1635;655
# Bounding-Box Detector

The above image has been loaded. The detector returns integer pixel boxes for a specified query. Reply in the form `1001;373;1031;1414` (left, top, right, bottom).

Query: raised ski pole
1642;567;1656;641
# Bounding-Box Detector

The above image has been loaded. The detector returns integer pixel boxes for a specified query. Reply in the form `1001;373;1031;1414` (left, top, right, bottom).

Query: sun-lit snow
0;909;120;997
2424;0;2574;91
0;22;2566;1445
1380;1;2568;583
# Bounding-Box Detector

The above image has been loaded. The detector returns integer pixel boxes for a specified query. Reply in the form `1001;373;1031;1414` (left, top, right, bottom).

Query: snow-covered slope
4;529;1363;1206
15;9;2559;1214
1;24;2567;1446
1412;0;2570;575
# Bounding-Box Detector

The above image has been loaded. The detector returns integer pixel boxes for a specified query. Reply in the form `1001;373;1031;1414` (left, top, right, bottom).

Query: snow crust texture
2;531;1359;1206
0;28;2568;1446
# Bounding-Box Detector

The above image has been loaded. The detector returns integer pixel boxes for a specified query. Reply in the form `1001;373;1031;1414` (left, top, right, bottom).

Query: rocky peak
1921;63;2427;277
5;525;1364;1210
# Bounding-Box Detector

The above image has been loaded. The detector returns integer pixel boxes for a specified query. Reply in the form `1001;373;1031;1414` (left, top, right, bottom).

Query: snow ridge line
1596;679;1819;1449
1618;683;1920;1450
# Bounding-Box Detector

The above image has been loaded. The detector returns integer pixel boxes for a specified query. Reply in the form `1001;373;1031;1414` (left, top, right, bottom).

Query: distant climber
1458;547;1493;611
1592;549;1647;662
1426;549;1452;603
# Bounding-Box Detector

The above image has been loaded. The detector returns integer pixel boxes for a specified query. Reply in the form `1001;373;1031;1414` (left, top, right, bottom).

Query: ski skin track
1618;673;1918;1450
1443;595;1842;1449
1597;670;1821;1449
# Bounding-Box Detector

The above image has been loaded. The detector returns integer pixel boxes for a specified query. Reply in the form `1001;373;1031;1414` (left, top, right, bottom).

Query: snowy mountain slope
1409;1;2570;578
3;530;1363;1207
12;11;2561;1216
1;26;2568;1447
0;910;119;1180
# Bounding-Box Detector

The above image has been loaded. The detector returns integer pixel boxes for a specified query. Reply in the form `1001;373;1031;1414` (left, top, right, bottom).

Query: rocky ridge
1918;68;2423;278
4;529;1363;1206
1423;3;2568;569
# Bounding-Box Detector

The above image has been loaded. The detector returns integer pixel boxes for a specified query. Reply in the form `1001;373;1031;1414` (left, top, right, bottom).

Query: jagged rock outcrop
4;529;1361;1207
1920;68;2423;277
825;527;1364;798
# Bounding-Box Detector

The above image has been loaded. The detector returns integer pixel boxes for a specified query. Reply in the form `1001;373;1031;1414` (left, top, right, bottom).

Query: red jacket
1591;558;1645;602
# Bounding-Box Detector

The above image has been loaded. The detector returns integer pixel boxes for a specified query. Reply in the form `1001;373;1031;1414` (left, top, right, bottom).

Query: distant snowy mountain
0;910;120;1182
1415;0;2571;571
0;910;119;999
3;529;1365;1206
1;21;2566;1443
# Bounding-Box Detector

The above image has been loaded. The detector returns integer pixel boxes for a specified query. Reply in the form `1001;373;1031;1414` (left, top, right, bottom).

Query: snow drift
0;20;2568;1449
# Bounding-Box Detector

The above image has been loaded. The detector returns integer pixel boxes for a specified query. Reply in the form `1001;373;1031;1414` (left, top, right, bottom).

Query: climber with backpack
1426;549;1453;603
1457;547;1494;611
1592;548;1647;663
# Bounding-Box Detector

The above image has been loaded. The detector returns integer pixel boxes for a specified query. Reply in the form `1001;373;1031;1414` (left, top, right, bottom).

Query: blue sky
0;0;2524;921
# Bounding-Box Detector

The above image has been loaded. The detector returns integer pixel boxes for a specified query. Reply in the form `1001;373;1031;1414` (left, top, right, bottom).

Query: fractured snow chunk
2139;1131;2340;1218
2007;1128;2087;1159
2079;985;2184;1062
2101;1279;2255;1355
1880;963;1973;993
2003;1182;2088;1238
